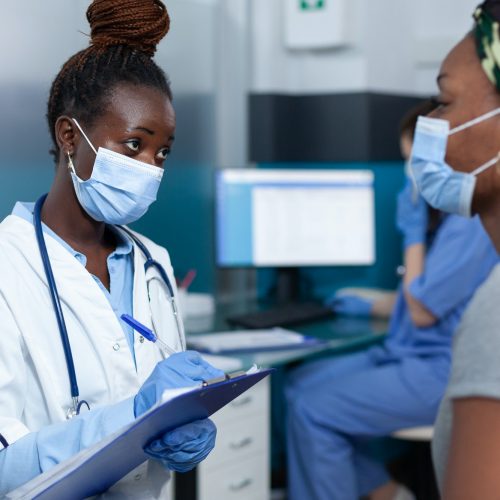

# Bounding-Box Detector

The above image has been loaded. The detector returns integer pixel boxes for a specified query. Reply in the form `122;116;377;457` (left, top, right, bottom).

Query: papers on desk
188;328;326;354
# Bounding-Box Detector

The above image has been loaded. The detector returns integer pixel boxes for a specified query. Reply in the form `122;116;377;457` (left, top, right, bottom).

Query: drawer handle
231;396;252;407
229;437;253;450
229;478;253;492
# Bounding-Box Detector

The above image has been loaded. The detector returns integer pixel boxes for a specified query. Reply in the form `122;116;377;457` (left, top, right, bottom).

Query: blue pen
121;314;176;356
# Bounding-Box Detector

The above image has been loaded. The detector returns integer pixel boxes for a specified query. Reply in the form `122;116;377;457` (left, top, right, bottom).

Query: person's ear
55;116;77;156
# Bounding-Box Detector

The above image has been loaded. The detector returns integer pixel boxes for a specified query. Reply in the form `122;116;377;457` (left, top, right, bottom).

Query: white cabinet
197;378;270;500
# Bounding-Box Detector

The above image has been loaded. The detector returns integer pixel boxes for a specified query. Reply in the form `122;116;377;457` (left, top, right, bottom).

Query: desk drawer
212;378;269;425
198;453;269;500
205;412;268;469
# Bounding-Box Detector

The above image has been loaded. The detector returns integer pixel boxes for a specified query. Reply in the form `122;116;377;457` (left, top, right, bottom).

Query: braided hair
47;0;172;162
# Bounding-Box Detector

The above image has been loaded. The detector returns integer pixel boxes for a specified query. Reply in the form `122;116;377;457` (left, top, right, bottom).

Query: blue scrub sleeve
0;397;135;496
407;215;498;319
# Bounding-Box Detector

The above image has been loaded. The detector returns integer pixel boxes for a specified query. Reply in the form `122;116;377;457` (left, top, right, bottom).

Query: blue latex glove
145;419;217;472
325;294;374;317
396;179;428;248
134;351;224;417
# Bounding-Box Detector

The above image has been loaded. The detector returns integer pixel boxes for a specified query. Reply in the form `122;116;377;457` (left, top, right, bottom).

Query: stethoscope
34;194;184;419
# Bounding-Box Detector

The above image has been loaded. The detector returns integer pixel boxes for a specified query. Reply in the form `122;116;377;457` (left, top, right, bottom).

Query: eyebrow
129;127;175;141
130;126;155;135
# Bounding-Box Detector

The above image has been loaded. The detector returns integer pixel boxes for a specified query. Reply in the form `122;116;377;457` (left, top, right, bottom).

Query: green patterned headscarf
474;1;500;90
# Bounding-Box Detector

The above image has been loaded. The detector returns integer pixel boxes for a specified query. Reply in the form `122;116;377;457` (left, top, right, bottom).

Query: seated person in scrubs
0;1;223;497
329;99;441;321
408;1;500;497
285;99;499;499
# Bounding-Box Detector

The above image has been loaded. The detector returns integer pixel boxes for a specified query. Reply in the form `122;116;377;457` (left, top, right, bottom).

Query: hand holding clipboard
8;368;274;500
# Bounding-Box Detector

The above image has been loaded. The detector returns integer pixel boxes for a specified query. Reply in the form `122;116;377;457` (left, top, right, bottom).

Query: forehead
101;83;175;130
436;33;500;112
441;34;479;76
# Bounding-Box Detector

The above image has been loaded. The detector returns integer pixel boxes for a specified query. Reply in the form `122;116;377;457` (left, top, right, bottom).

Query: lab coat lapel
3;216;140;410
40;227;145;402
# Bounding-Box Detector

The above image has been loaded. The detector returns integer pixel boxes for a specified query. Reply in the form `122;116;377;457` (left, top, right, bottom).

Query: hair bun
87;0;170;57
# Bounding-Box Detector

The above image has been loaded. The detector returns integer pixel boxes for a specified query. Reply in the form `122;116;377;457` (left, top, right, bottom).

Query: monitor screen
216;168;375;267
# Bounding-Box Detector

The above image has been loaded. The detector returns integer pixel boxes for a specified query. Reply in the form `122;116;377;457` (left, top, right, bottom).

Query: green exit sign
300;0;325;10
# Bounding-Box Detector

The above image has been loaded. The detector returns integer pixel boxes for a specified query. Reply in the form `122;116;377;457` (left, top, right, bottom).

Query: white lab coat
0;214;186;498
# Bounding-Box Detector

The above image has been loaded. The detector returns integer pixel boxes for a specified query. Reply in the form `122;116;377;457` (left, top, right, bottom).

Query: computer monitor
216;168;375;271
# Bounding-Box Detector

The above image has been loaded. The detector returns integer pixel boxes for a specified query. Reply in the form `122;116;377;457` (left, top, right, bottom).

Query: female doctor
0;0;223;497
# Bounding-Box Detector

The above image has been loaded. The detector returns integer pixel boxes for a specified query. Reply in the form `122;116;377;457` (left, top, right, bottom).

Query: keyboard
227;302;334;329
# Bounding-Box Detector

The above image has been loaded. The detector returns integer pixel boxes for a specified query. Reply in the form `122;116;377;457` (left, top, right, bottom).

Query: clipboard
7;368;274;500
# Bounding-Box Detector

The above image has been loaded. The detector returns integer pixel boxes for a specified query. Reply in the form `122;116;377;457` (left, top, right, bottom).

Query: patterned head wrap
474;1;500;90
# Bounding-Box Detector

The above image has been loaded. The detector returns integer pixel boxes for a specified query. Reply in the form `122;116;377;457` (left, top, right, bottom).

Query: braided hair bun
47;0;173;162
87;0;170;57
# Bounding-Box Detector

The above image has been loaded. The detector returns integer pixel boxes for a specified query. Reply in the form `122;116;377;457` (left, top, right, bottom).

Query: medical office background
0;0;478;302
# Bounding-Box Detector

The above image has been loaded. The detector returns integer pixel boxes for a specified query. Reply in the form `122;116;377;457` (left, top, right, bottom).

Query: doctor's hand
134;351;224;417
325;294;374;317
144;419;217;473
396;179;428;248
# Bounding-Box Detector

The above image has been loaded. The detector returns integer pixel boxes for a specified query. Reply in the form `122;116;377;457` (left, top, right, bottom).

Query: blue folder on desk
8;369;273;500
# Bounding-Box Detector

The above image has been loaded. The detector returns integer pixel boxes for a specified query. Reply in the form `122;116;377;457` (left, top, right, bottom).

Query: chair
391;426;439;500
392;426;434;442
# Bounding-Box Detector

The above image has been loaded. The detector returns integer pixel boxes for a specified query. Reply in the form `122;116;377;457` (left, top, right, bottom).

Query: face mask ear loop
407;160;419;204
449;108;500;135
72;118;98;155
470;154;500;177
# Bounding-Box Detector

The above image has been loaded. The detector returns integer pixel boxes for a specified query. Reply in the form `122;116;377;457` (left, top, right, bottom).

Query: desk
176;300;388;500
184;299;388;369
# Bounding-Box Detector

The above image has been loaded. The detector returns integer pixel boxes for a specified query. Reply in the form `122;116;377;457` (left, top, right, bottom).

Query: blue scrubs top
383;213;498;359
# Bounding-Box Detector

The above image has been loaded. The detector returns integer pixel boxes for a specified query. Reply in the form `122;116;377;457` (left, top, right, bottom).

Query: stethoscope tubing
33;194;181;418
0;432;9;449
119;227;175;297
34;195;81;403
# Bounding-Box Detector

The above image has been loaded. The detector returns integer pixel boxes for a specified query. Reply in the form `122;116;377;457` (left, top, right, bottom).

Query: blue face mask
68;119;164;225
410;108;500;217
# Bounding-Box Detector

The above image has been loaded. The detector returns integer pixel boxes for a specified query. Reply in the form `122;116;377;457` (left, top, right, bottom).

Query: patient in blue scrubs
285;101;499;500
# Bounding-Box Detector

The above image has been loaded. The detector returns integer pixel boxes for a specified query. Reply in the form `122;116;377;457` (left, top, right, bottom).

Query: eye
431;96;448;108
124;139;140;152
157;147;171;161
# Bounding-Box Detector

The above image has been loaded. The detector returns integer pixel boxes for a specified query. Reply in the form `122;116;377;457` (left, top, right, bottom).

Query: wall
0;0;89;220
250;0;478;95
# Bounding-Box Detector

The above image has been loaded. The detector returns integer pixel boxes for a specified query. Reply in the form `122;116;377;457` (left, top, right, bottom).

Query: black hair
46;0;172;162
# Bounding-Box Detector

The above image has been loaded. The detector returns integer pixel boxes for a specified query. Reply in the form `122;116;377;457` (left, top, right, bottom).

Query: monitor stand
226;267;333;329
275;267;300;304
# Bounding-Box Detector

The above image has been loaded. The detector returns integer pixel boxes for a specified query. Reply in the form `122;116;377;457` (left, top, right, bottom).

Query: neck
41;166;108;251
479;202;500;255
